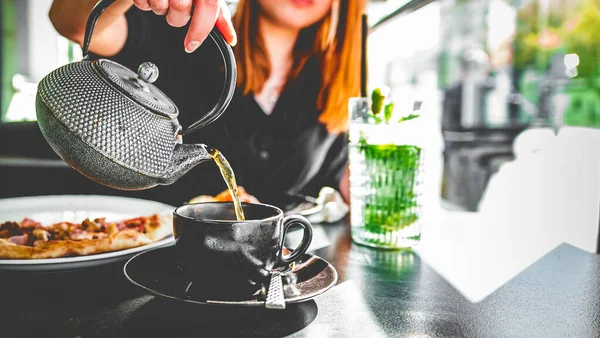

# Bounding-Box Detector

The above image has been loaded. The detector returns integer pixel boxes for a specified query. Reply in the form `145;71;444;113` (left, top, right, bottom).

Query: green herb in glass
350;88;424;249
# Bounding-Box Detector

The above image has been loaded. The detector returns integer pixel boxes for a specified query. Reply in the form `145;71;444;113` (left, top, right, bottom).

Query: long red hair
232;0;366;134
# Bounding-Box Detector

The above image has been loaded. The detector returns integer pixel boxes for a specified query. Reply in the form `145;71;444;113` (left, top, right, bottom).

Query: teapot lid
94;59;179;119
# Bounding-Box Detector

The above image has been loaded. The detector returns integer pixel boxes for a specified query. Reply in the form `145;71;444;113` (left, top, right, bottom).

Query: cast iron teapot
35;0;236;190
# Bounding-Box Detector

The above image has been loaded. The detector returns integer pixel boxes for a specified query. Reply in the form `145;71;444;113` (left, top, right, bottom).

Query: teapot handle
82;0;237;136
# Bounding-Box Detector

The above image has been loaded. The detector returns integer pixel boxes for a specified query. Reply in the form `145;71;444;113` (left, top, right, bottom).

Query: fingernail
185;41;200;53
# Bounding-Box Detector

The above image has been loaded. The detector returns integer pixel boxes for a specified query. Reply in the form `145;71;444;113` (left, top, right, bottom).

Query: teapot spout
161;143;213;185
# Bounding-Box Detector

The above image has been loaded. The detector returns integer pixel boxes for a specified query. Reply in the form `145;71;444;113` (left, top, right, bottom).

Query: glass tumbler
348;97;425;249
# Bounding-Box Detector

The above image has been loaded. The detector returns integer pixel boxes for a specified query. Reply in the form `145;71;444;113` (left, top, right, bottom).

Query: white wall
366;3;445;214
26;0;65;83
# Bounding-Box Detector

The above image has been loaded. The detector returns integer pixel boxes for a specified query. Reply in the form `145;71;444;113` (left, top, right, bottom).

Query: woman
49;0;364;207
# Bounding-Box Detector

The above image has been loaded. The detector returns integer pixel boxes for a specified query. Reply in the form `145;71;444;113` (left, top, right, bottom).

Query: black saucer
123;245;338;306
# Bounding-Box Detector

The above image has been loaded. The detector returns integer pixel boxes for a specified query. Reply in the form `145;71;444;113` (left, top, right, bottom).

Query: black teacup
173;202;313;300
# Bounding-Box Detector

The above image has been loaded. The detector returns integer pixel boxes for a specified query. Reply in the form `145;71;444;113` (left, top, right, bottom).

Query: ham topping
20;218;42;229
119;217;147;233
8;233;28;245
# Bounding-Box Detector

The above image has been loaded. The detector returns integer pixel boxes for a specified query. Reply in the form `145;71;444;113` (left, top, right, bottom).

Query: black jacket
107;8;348;206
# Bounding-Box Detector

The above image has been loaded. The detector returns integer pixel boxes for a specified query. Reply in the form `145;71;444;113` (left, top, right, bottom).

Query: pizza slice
188;186;259;204
0;214;172;259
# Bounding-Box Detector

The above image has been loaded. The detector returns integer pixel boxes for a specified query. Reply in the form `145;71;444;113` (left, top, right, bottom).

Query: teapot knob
137;62;159;85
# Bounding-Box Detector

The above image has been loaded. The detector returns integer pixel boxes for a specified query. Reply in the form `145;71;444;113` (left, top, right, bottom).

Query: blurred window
1;0;82;124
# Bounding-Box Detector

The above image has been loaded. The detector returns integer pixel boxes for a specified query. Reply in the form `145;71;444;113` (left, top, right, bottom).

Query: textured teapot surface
37;59;181;177
34;0;235;190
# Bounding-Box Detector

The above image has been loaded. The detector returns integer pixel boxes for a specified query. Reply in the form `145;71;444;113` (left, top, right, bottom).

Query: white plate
0;195;176;272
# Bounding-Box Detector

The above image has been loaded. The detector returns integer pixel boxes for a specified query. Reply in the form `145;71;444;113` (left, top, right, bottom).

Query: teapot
35;0;236;190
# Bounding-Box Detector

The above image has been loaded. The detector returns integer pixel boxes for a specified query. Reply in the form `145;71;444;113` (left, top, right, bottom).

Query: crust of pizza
143;213;173;242
0;239;34;259
0;214;173;260
30;229;153;259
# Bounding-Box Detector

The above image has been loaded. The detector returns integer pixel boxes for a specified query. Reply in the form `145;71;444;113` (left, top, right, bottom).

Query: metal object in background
369;0;436;32
35;0;237;190
597;204;600;254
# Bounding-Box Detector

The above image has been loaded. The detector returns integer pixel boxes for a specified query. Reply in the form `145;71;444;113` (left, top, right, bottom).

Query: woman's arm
340;167;350;205
339;166;350;204
49;0;132;56
49;0;236;57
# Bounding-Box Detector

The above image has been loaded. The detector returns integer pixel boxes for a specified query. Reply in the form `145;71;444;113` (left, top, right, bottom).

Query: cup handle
278;215;313;265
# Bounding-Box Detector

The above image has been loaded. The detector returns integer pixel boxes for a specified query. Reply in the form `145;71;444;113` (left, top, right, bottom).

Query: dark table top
1;220;598;338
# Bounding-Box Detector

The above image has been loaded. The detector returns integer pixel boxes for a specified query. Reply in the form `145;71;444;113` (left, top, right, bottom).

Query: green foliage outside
515;0;600;128
1;0;17;122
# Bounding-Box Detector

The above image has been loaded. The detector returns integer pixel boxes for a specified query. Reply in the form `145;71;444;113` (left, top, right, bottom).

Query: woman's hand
132;0;237;52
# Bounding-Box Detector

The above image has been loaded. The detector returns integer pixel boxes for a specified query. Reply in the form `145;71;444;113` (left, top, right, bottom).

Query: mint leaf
371;88;385;116
398;113;420;123
384;102;394;123
367;111;382;124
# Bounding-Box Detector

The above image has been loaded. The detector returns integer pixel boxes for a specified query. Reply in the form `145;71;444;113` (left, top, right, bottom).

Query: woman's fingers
166;0;193;27
215;5;237;46
148;0;169;15
132;0;152;11
185;0;220;53
136;0;237;52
